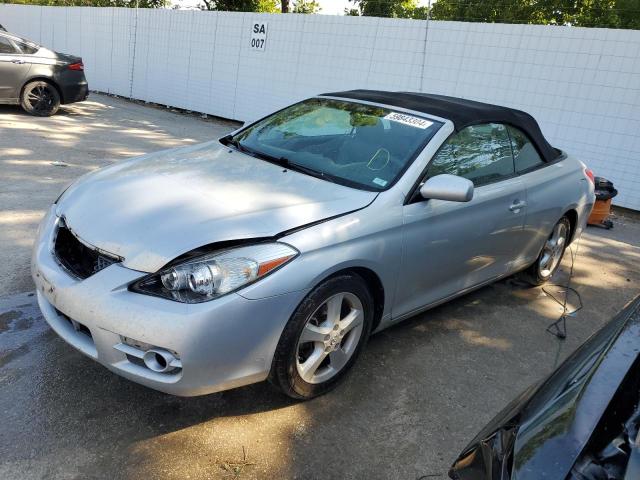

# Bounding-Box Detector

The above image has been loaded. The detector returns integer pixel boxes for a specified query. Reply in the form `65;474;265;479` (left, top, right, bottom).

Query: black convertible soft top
321;89;560;163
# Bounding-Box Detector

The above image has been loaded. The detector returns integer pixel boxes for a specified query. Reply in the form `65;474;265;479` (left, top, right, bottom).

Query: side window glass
0;37;17;54
508;126;545;173
17;42;39;55
427;123;514;186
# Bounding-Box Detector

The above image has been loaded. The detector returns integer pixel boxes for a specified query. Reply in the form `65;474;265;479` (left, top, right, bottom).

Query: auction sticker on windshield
384;112;433;129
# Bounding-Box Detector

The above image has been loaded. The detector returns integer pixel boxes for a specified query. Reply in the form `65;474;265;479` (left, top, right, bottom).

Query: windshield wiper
232;142;334;181
272;156;327;179
222;136;338;183
222;137;273;163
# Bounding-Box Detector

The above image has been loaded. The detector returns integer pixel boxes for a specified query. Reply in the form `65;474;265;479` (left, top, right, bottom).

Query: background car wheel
522;216;571;286
21;81;60;117
270;273;374;400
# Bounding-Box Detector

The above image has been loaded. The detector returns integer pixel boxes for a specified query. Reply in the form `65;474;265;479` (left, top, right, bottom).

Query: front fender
237;194;404;325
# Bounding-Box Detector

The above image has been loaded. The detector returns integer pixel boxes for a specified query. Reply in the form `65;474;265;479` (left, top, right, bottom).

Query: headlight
130;242;298;303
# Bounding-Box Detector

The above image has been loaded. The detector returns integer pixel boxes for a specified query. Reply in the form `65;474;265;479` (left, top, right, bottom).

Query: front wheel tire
21;81;60;117
270;273;374;400
522;216;571;286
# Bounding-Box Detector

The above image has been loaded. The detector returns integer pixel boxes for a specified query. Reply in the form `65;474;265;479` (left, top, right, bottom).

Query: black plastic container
594;176;618;201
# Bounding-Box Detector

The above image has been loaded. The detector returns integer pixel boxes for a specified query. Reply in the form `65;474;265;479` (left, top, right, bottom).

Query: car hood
449;295;640;480
56;140;377;272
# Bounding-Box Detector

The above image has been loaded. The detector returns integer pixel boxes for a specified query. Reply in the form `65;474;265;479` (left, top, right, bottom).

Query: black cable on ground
543;239;584;340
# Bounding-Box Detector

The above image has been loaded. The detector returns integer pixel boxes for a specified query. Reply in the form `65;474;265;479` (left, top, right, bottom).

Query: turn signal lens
257;256;294;276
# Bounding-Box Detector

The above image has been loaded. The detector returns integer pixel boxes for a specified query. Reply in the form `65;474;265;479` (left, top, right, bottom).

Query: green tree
429;0;528;24
429;0;640;28
616;0;640;28
409;5;429;19
3;0;166;6
292;0;320;13
200;0;278;11
349;0;421;18
348;0;640;28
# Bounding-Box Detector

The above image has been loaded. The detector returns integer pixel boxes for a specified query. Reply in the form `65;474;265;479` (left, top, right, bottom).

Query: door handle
11;59;25;64
509;200;527;212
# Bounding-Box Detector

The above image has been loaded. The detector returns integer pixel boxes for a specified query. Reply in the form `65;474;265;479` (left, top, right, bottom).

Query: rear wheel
21;81;60;117
523;216;571;286
270;273;373;400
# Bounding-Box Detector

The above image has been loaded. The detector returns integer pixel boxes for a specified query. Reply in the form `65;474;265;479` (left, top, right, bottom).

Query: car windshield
227;98;442;191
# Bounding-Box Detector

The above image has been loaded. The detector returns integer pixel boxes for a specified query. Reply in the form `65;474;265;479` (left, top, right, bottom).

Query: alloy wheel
26;85;55;114
296;292;364;384
539;222;568;278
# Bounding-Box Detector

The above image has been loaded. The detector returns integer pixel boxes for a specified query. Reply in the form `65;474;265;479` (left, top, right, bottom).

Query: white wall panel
164;10;192;109
130;8;152;102
38;7;54;49
210;12;244;119
79;7;97;89
66;8;84;63
48;7;67;53
0;4;638;209
141;9;172;105
0;5;40;40
110;8;135;97
185;10;216;113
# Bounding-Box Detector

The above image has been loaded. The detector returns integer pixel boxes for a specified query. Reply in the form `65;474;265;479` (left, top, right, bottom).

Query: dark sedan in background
449;294;640;480
0;29;88;116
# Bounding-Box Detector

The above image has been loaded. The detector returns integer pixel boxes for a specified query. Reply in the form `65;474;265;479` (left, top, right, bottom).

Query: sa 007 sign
250;22;267;51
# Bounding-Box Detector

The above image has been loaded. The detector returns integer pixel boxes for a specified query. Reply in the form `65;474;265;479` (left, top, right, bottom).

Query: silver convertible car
32;91;595;399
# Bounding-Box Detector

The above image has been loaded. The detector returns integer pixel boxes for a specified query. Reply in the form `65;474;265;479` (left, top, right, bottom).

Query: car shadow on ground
0;104;75;117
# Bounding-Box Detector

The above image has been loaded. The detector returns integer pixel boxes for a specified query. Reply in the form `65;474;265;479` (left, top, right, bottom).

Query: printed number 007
251;39;264;48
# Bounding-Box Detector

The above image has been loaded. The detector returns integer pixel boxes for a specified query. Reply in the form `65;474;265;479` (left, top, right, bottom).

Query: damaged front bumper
31;207;308;396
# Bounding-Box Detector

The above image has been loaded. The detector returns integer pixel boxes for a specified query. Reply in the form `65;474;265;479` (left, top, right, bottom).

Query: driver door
393;123;528;318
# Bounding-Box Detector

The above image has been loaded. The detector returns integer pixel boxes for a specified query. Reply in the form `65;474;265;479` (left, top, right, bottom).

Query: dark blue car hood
450;295;640;480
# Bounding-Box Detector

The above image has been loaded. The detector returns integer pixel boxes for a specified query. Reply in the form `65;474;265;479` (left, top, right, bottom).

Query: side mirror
420;174;474;202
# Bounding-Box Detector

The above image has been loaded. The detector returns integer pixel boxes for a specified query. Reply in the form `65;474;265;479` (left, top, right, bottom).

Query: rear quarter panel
519;154;594;263
22;50;87;103
21;58;56;93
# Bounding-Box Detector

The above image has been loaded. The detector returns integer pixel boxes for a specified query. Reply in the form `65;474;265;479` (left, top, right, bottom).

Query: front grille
54;222;119;279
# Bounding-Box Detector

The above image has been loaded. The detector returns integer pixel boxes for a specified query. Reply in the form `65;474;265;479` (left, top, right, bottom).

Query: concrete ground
1;94;639;480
